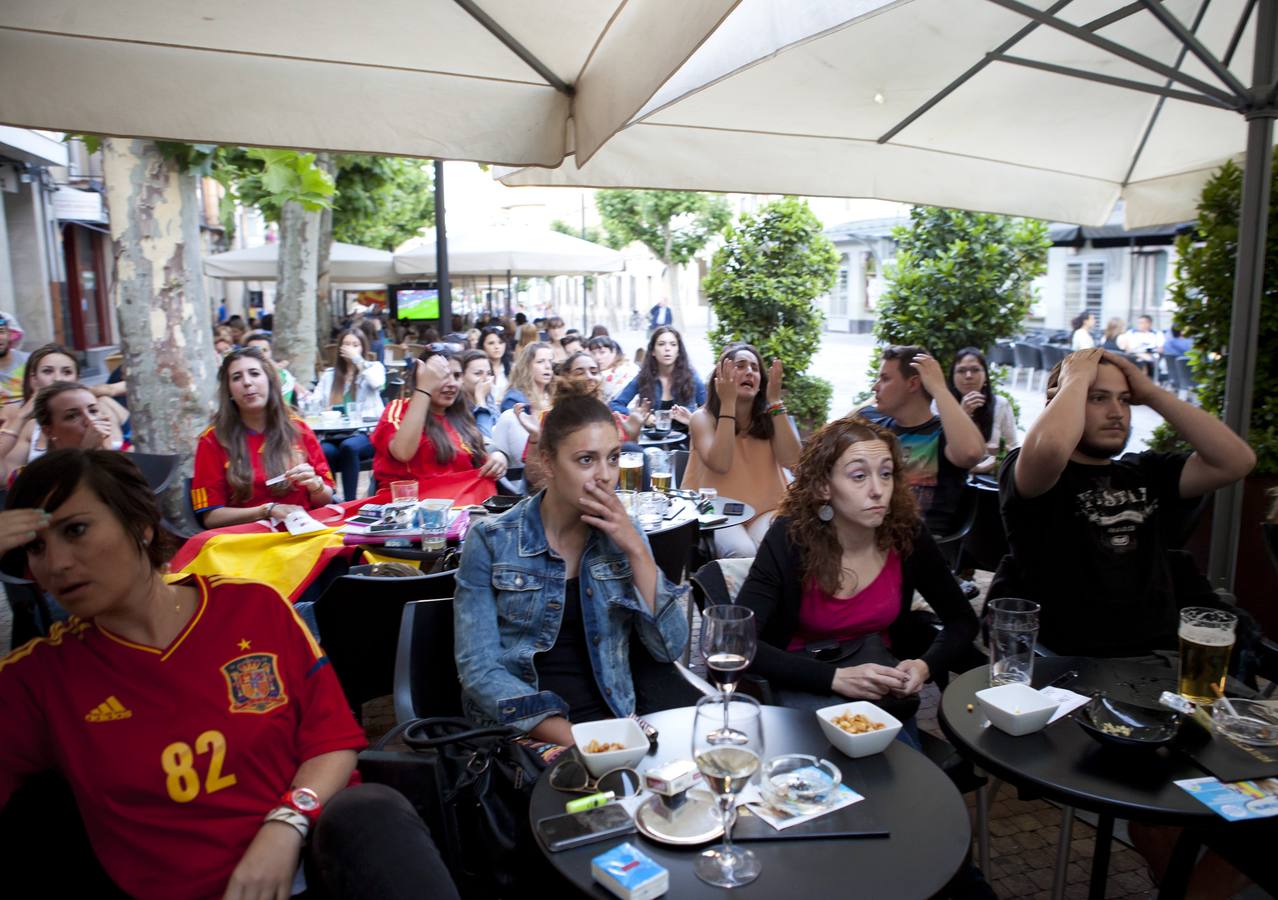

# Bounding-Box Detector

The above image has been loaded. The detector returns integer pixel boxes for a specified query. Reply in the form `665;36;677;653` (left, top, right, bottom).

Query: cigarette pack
643;759;700;796
591;842;668;900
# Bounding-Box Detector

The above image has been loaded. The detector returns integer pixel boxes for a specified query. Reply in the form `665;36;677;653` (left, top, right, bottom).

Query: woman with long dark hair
308;327;386;501
609;326;706;426
479;325;511;403
684;342;800;557
1070;312;1096;351
734;416;977;738
454;394;688;744
370;347;508;501
948;347;1017;475
458;349;499;438
192;348;334;528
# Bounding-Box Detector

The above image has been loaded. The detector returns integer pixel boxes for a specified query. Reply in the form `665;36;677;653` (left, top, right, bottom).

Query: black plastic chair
959;476;1007;573
986;342;1015;367
131;452;181;495
316;566;457;720
1010;342;1043;390
646;517;699;585
392;598;463;723
668;449;690;488
931;484;980;572
1038;343;1069;374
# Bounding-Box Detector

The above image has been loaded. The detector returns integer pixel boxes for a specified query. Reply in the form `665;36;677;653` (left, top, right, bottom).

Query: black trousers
0;776;459;900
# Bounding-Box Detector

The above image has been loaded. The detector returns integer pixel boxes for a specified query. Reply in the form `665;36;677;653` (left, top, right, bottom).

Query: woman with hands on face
192;348;335;529
369;348;508;497
683;342;801;557
948;347;1018;475
734;415;979;745
453;394;689;746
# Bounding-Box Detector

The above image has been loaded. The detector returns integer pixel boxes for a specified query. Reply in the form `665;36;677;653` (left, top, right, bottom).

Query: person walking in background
1070;312;1096;350
648;297;674;335
949;348;1018;475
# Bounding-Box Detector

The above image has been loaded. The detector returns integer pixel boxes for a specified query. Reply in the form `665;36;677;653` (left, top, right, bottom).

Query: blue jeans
322;433;373;502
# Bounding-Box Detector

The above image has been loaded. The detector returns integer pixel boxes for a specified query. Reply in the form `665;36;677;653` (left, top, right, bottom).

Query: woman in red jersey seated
192;348;335;528
371;347;508;502
0;450;459;899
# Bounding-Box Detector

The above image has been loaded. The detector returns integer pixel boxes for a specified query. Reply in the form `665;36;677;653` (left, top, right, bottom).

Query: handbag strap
402;717;522;751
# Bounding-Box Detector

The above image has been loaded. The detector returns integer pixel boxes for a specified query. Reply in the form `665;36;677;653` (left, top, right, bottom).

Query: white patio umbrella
0;0;738;169
498;0;1278;591
394;226;625;277
204;241;396;283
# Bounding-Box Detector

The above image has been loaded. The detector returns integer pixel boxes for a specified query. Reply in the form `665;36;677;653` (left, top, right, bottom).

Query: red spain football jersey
370;399;480;485
190;421;334;515
0;575;365;899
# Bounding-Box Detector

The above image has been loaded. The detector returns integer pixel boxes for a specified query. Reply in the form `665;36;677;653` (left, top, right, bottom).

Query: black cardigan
735;517;979;695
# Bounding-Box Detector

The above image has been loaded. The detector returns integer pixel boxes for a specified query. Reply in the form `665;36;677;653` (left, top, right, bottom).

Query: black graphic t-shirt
999;448;1193;656
859;407;966;534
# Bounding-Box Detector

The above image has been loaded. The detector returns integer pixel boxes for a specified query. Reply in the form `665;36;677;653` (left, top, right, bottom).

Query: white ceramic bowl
975;683;1060;736
815;701;903;758
570;718;650;777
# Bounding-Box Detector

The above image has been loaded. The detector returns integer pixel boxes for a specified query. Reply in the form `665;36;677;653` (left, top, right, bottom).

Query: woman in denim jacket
454;394;689;745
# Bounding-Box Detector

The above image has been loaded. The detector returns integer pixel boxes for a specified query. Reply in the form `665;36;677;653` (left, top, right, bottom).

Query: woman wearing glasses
191;348;334;529
454;393;688;745
948;348;1017;475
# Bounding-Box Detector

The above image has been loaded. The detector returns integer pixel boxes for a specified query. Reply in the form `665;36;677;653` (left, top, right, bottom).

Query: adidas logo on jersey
85;695;132;722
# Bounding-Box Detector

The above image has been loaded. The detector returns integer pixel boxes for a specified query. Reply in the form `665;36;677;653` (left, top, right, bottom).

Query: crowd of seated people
0;301;1264;899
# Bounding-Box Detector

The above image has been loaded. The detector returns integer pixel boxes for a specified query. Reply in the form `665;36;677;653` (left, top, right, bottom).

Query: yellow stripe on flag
360;548;422;570
172;528;345;601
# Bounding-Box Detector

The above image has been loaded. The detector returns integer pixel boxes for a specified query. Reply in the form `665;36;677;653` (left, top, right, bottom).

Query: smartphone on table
535;804;634;852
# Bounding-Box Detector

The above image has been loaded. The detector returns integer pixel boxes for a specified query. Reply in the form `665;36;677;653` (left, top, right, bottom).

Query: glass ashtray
760;754;841;816
1212;699;1278;746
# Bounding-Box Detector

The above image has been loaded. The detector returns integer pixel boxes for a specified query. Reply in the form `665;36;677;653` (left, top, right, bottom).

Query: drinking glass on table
419;498;452;551
692;693;764;888
701;605;756;742
652;407;673;434
1178;607;1237;704
618;452;643;493
987;597;1039;686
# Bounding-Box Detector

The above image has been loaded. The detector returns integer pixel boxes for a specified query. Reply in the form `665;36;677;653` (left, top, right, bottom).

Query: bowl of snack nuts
570;718;650;776
814;701;902;758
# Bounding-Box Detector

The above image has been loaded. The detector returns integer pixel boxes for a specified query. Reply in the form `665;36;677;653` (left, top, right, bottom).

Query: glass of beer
1177;607;1236;704
618;452;644;493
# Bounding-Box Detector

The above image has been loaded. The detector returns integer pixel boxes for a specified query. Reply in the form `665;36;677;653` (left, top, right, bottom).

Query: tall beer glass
1177;607;1236;704
618;452;643;493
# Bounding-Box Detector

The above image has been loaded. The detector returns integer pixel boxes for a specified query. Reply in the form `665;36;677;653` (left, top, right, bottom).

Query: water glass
653;408;673;433
419;498;452;550
390;480;418;506
987;597;1040;686
634;491;668;530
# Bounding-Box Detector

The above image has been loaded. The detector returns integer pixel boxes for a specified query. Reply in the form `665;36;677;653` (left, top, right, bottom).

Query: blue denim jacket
453;491;689;732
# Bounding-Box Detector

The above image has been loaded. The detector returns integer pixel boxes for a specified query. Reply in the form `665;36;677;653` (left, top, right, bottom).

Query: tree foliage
1152;151;1278;474
596;189;730;263
551;218;606;246
215;148;335;226
873;207;1049;369
702;197;838;431
331;155;435;251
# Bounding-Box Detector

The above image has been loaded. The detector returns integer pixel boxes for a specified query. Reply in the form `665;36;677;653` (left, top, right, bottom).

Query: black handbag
364;717;551;899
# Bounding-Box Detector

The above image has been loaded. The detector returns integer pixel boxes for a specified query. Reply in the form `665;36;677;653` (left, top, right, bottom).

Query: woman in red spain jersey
0;450;458;899
193;348;335;528
371;347;508;494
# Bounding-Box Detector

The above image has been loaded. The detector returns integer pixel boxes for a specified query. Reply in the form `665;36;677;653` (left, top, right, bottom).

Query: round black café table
939;657;1222;900
637;430;686;448
529;705;971;899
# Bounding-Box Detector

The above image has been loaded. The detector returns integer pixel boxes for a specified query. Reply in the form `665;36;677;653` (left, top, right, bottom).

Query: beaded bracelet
767;405;788;416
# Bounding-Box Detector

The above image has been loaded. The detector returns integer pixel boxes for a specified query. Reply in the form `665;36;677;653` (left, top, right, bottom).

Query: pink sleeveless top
786;551;902;651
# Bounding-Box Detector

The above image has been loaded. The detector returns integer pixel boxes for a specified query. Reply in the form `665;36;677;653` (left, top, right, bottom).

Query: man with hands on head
859;346;986;535
997;348;1255;657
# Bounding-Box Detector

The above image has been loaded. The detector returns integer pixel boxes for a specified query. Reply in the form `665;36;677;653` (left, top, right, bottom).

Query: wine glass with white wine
692;693;765;888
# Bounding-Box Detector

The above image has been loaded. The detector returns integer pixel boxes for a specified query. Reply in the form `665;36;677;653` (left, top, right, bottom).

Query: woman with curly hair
609;326;706;427
500;341;555;415
734;415;978;736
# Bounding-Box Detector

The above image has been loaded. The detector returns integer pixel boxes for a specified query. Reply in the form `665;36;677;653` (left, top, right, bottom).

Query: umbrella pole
1208;0;1276;591
434;160;452;332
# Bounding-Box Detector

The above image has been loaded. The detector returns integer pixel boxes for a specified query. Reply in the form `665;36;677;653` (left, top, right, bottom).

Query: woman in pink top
683;343;801;557
734;416;978;737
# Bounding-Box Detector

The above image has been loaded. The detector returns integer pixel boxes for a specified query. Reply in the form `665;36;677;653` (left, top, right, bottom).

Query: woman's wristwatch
263;787;323;839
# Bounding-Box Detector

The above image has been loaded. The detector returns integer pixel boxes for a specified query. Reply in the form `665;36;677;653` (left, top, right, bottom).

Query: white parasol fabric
498;0;1273;228
203;241;396;283
0;0;738;168
393;226;624;277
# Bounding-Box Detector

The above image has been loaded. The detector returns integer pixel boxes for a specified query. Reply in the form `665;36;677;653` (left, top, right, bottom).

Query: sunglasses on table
548;755;643;797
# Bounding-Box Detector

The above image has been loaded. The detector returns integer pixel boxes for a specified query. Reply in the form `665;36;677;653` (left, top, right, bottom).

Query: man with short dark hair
997;348;1254;656
243;331;297;405
858;346;985;534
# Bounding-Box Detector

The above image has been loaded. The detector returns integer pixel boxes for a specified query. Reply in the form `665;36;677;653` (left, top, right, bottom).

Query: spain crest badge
222;652;288;714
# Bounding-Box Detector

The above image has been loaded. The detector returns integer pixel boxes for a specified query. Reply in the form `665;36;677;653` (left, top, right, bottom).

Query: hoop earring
817;503;834;523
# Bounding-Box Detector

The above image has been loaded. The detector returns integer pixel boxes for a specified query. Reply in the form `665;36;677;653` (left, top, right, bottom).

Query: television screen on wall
395;288;439;320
